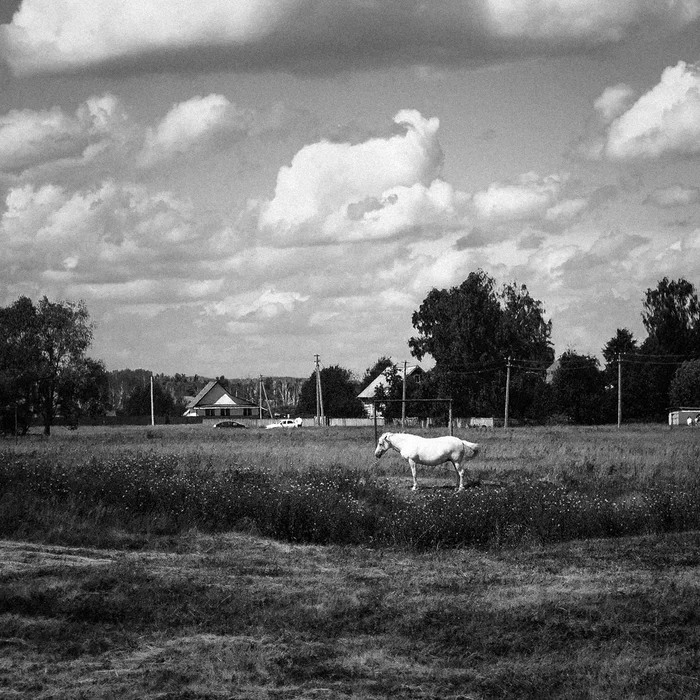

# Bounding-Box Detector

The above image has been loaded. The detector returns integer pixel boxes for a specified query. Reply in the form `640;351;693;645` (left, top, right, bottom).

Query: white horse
374;432;479;491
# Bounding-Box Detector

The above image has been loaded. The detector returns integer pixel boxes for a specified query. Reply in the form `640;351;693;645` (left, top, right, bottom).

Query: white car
265;418;303;429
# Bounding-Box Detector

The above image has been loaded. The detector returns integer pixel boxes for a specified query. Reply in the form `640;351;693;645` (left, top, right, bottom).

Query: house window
243;408;252;417
205;409;215;417
221;408;230;417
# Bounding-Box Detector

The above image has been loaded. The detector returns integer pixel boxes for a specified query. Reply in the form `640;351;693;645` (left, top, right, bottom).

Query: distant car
213;420;247;429
265;418;303;429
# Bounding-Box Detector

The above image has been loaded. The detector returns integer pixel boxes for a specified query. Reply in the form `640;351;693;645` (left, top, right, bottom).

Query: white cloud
588;61;700;160
321;180;463;242
485;0;679;42
0;0;283;75
0;91;269;179
593;84;637;123
0;93;129;173
205;288;309;321
472;172;568;221
0;180;236;298
2;0;697;76
259;109;457;242
138;94;254;167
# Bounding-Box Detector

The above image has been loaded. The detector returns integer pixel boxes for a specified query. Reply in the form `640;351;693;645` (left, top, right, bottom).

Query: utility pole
504;357;512;429
314;354;325;426
259;375;264;422
150;374;155;426
260;379;275;420
617;354;622;429
401;360;407;428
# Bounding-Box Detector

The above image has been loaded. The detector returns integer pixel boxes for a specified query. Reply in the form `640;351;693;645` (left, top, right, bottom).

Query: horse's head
374;432;393;458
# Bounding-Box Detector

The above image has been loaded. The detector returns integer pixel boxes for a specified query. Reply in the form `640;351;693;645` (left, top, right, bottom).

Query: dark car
213;420;247;429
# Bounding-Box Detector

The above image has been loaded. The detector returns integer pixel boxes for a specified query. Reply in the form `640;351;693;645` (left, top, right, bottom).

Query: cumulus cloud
0;180;236;297
0;91;269;178
593;84;638;123
472;172;572;221
258;109;462;243
0;93;129;173
582;61;700;160
138;94;256;167
2;0;698;76
205;288;310;322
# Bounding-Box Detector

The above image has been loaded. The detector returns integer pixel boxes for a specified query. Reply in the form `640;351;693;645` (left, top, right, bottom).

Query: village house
357;364;424;418
183;380;261;420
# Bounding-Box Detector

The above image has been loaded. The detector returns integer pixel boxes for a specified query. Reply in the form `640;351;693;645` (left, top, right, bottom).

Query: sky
0;1;700;380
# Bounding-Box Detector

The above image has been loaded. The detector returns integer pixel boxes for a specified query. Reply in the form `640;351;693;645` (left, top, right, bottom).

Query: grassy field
1;424;700;698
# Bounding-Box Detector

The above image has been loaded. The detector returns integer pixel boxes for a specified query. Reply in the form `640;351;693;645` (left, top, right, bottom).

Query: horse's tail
461;440;479;458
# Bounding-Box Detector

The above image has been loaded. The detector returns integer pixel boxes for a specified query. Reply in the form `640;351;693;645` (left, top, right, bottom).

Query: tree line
386;271;700;425
285;272;700;424
2;273;700;433
0;297;308;434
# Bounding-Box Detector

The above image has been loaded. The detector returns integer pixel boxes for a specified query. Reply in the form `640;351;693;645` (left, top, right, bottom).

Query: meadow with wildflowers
2;424;700;698
1;423;700;550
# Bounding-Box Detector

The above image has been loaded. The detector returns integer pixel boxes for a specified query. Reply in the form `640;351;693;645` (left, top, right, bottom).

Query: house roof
357;364;423;400
186;380;257;409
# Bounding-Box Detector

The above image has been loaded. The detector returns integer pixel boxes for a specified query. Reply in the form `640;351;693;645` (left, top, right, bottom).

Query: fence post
401;360;407;428
373;401;378;444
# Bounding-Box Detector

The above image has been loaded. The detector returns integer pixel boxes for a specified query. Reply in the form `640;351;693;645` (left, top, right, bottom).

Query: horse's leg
452;460;464;491
408;459;418;490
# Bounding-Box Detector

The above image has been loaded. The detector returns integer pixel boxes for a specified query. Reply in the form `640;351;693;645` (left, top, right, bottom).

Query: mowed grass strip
1;532;700;699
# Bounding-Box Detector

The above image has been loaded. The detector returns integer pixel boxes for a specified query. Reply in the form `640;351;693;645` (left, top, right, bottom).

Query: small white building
668;407;700;426
183;380;261;420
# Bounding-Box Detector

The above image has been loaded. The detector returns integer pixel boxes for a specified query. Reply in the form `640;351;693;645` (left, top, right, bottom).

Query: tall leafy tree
549;351;605;424
669;360;700;408
0;296;95;435
498;283;555;420
410;270;502;368
0;297;41;434
360;356;393;391
58;358;111;423
124;378;176;418
498;283;553;361
602;328;648;422
640;278;700;418
409;270;502;416
34;297;94;435
369;364;402;422
409;270;553;417
642;277;700;354
297;365;365;418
